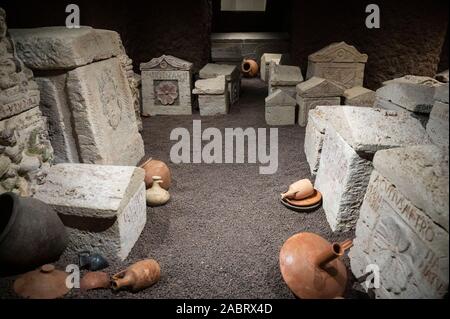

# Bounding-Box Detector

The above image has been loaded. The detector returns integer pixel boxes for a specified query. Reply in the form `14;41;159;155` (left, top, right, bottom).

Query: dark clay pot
0;192;68;275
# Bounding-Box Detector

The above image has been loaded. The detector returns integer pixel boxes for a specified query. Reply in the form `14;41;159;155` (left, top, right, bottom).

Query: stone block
297;96;341;127
67;57;145;165
10;27;124;70
306;42;368;89
197;94;229;116
265;106;295;126
315;126;373;232
435;70;449;84
426;101;449;147
350;145;449;298
199;63;240;104
269;85;297;99
373;145;449;232
265;89;296;126
304;106;343;175
140;55;193;116
434;83;449;104
265;89;296;107
35;75;80;163
296;77;345;98
34;164;147;261
330;107;431;154
269;63;303;86
0;85;39;120
377;75;443;114
193;75;226;95
314;106;432;232
344;86;375;107
260;53;282;82
374;96;429;127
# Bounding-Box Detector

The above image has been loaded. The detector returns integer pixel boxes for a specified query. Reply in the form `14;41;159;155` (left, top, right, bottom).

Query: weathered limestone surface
374;96;429;127
269;63;303;86
296;77;344;127
434;82;449;104
193;75;226;95
260;53;282;82
304;106;343;175
10;26;124;70
297;96;341;127
119;54;142;131
306;42;368;89
197;95;229;116
199;63;240;104
344;86;375;107
427;101;449;147
67;58;144;165
350;145;449;299
194;75;229;116
35;76;80;163
314;106;432;232
34;164;147;261
330;107;431;154
1;8;53;196
376;75;443;114
10;26;145;165
265;89;296;126
435;69;449;83
141;55;193;116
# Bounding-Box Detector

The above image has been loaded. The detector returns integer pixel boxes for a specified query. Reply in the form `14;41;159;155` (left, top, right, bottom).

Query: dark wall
1;0;448;87
290;0;449;89
211;0;291;32
1;0;212;72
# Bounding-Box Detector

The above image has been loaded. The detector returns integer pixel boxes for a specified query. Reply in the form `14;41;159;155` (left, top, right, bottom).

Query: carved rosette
155;81;178;105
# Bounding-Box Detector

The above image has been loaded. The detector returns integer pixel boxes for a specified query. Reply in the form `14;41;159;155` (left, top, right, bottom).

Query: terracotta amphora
241;59;259;77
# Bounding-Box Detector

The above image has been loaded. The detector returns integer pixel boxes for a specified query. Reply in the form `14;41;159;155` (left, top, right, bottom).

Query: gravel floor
0;78;364;299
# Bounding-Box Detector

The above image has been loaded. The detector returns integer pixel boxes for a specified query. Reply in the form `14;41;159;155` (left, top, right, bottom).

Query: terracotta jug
13;264;70;299
241;59;259;77
279;232;353;299
281;179;314;200
146;176;170;207
0;192;68;275
140;158;171;190
112;259;161;292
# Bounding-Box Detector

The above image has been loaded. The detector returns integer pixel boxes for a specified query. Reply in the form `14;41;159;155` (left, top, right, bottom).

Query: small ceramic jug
146;176;170;206
111;259;161;292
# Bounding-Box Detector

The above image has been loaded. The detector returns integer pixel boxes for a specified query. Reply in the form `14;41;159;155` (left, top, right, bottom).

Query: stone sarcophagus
10;26;145;166
314;106;431;233
140;55;193;116
306;42;368;89
34;164;147;262
199;63;241;105
296;77;344;127
349;145;449;299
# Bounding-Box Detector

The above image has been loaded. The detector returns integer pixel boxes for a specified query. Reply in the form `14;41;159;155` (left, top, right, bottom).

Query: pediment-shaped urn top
140;55;193;71
309;42;368;63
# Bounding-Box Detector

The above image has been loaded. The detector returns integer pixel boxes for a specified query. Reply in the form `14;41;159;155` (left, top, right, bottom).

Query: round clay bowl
286;190;322;207
280;197;322;213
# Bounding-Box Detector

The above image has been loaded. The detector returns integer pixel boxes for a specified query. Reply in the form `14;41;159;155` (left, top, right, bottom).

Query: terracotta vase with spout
146;176;170;207
241;59;259;77
140;158;171;190
111;259;161;293
279;232;353;299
